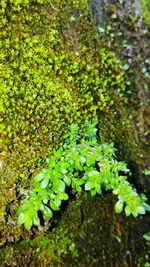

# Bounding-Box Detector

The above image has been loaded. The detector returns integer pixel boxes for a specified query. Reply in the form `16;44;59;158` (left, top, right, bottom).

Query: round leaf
115;201;123;213
17;212;26;224
43;206;53;219
63;175;71;186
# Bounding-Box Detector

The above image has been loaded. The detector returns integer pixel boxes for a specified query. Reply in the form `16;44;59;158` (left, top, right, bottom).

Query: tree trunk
0;0;149;266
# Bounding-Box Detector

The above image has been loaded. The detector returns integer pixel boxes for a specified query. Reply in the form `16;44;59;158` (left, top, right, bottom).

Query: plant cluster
0;0;128;224
17;121;150;230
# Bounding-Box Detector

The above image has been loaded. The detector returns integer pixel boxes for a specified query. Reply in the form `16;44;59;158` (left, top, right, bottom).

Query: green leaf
61;168;68;174
63;175;71;186
53;149;63;161
50;200;60;211
57;192;68;200
87;170;100;178
115;201;123;213
86;154;96;167
91;189;97;196
39;203;45;212
53;179;66;192
43;206;53;219
17;212;26;224
76;185;82;192
40;175;50;189
136;205;145;215
143;169;150;176
142;203;150;212
140;193;147;202
17;203;28;214
33;216;40;227
132;210;138;217
113;189;120;195
95;184;101;194
24;218;33;230
33;169;47;183
49;193;56;199
46;159;56;168
80;156;86;163
143;232;150;241
53;198;61;207
125;205;131;216
43;199;48;204
85;181;93;191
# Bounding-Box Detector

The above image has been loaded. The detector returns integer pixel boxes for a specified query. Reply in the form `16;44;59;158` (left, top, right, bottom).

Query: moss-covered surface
90;1;150;188
0;193;150;266
140;0;150;24
0;0;150;265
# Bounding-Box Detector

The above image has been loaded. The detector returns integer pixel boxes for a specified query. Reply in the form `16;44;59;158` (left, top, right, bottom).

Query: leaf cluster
17;121;150;230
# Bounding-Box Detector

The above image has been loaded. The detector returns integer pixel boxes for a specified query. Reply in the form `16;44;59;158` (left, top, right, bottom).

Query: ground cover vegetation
0;0;149;265
0;0;127;229
17;121;150;230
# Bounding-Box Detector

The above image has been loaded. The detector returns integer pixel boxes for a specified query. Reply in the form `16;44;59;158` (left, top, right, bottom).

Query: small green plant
143;232;150;267
17;121;150;230
143;169;150;176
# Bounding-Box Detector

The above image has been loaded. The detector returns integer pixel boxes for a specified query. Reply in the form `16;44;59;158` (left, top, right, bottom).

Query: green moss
1;1;149;266
0;0;128;227
1;192;149;266
0;208;79;266
140;0;150;24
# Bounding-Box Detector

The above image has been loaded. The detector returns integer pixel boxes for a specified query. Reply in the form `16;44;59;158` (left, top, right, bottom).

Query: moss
90;1;150;188
0;0;149;265
140;0;150;24
0;0;128;230
0;193;149;266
